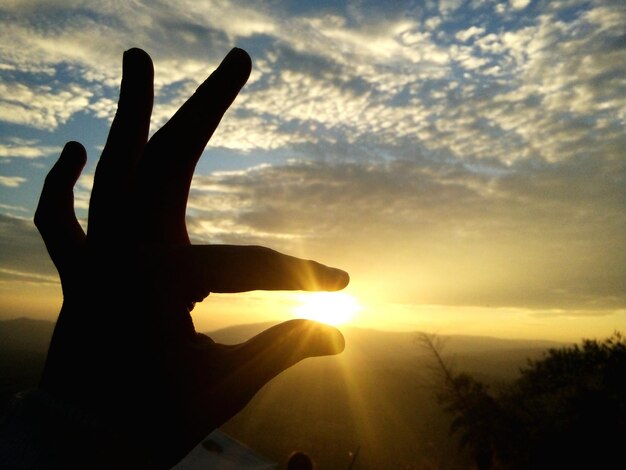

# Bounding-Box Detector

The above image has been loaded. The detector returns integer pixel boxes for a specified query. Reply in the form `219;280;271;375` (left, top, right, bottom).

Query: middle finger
134;48;251;243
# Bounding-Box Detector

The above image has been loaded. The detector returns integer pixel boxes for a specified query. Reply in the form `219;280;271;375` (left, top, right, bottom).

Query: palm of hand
34;48;347;468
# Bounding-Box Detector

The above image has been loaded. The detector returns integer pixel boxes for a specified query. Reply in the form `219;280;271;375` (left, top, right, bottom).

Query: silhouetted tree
417;333;500;469
418;332;626;469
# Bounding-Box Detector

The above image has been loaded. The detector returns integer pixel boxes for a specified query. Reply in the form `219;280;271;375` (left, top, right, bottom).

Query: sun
292;292;361;326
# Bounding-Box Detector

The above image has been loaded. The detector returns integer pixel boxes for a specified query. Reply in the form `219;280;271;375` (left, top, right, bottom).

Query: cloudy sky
0;0;624;340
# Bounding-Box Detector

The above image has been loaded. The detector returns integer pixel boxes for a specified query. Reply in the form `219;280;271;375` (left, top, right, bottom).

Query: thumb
205;320;345;423
234;319;345;368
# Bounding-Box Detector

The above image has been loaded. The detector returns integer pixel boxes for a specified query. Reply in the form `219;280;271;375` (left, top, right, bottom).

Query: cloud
186;157;625;310
0;175;27;187
0;1;240;131
0;81;92;130
455;26;485;42
0;1;450;150
439;0;464;16
0;203;28;213
2;0;620;170
0;213;56;281
207;1;623;167
0;267;58;285
530;308;626;319
2;153;621;312
0;0;624;321
0;138;60;159
509;0;531;10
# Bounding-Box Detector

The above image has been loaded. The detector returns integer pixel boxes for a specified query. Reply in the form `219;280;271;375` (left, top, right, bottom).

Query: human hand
34;48;348;468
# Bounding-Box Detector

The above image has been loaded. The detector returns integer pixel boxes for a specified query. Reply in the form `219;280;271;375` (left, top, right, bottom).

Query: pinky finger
35;141;87;275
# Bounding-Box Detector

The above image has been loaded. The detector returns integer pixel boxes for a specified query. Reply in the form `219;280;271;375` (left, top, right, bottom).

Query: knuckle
33;207;44;226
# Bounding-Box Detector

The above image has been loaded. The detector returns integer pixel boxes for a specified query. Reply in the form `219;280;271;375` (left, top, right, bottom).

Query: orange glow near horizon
292;292;362;326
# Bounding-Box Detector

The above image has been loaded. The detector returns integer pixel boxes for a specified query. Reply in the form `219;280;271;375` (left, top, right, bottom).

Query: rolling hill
0;318;563;468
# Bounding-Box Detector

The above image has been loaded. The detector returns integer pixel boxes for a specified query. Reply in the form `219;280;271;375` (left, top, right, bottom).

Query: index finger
134;49;252;243
146;48;250;164
158;245;350;300
89;48;154;241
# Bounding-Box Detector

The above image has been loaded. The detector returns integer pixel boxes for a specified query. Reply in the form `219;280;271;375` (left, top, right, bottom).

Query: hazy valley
0;318;564;469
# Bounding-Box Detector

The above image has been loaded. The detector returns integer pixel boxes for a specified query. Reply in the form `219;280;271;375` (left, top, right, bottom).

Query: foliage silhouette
419;332;626;469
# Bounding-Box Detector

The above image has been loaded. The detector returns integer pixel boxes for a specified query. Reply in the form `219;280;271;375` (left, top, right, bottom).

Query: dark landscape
0;318;564;469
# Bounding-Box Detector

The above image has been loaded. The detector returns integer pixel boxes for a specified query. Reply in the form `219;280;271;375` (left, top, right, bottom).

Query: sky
0;0;624;341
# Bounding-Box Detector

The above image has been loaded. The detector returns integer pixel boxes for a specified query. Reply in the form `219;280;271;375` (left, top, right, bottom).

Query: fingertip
334;269;350;291
311;321;345;355
61;141;87;167
125;47;148;56
287;319;345;356
36;141;87;234
56;142;87;182
46;142;85;181
316;266;350;291
221;47;252;82
122;47;154;78
325;324;346;354
124;47;152;63
229;47;252;69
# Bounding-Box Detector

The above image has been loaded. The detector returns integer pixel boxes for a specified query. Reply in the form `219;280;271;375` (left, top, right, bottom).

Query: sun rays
292;292;362;326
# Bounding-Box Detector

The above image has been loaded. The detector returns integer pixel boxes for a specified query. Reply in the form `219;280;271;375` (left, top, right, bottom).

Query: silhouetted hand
34;48;348;469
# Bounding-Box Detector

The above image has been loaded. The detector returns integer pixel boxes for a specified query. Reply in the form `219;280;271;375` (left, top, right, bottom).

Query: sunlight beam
292;292;361;326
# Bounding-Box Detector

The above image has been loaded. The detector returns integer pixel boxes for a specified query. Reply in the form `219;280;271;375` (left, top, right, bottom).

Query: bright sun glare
292;292;361;326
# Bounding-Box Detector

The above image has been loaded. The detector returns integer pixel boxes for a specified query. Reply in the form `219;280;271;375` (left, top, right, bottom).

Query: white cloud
209;112;311;151
0;267;58;285
474;33;505;54
0;1;448;152
482;7;626;162
0;203;28;213
0;138;60;159
0;213;57;281
450;44;490;69
185;158;625;310
0;2;623;189
584;5;626;31
424;16;442;31
439;0;464;16
0;1;623;318
0;175;27;187
455;26;485;42
0;81;92;130
510;0;531;10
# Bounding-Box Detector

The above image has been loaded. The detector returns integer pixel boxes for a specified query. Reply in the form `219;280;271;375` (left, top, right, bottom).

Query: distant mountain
0;318;55;409
208;321;282;344
209;322;563;380
0;317;54;353
208;321;563;353
0;317;562;401
0;317;563;356
0;317;565;468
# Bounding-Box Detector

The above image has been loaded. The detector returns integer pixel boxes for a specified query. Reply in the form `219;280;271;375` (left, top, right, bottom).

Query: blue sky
0;0;624;339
